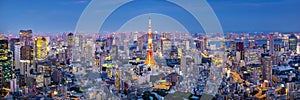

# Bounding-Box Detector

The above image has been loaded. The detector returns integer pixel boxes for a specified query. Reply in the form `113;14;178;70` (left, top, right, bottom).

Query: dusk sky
0;0;299;34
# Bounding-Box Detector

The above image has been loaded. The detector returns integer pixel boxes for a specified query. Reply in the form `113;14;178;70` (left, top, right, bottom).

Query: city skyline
1;0;300;99
1;0;300;34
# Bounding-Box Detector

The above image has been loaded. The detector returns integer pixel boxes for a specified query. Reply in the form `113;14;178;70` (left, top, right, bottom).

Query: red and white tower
145;18;157;66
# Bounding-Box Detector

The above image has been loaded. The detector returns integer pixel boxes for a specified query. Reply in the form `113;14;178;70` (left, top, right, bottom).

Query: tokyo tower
145;18;157;66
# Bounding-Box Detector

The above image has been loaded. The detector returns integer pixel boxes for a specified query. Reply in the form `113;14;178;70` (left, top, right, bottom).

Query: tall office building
95;39;102;68
123;39;129;57
115;68;120;91
161;38;172;54
236;42;245;60
14;44;21;71
34;36;48;60
67;33;74;64
111;44;118;61
0;39;12;83
20;30;33;46
67;33;73;46
111;34;118;60
73;33;84;63
283;34;289;51
262;56;272;84
137;36;143;51
289;34;297;51
20;46;33;61
267;34;274;54
180;56;187;76
85;36;95;66
106;35;113;50
20;45;33;77
9;38;20;69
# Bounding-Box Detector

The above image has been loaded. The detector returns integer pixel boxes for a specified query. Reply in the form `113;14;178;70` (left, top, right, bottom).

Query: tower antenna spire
148;17;152;34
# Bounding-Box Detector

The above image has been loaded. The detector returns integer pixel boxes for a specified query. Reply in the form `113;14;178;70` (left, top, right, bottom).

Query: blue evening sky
0;0;299;34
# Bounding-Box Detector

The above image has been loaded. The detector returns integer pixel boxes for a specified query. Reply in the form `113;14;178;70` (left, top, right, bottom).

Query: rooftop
273;65;294;72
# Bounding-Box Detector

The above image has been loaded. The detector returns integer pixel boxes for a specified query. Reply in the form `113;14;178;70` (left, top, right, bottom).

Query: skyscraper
14;44;21;72
9;38;20;69
85;36;95;66
20;30;33;46
34;36;48;60
95;38;102;69
137;36;143;51
20;45;33;77
67;33;73;64
236;42;245;61
289;34;297;51
115;68;120;91
161;37;172;54
0;39;12;83
111;34;118;60
267;34;274;54
20;46;33;61
106;35;113;50
262;56;272;84
73;33;84;63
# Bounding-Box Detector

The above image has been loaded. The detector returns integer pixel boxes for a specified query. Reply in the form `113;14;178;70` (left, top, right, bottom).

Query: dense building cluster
1;24;300;99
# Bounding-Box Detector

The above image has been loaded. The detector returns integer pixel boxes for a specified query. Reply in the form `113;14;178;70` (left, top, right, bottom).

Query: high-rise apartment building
262;56;272;84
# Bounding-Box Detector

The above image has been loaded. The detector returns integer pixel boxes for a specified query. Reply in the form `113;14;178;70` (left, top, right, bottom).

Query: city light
0;0;300;99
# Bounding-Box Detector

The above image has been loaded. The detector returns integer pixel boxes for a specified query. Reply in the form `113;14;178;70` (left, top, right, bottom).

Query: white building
14;44;21;70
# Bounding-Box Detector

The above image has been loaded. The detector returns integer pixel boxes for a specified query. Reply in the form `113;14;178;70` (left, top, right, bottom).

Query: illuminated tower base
145;49;156;66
